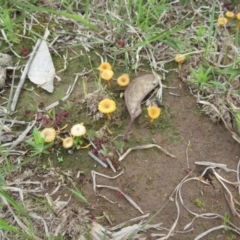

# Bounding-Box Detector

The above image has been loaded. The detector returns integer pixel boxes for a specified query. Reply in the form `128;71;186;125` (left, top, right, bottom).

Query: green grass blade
65;186;89;204
10;1;98;31
0;218;18;231
214;68;240;80
205;1;215;57
135;16;194;48
0;189;27;214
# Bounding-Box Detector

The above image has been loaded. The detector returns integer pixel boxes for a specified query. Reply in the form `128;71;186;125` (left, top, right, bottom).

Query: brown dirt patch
79;74;240;239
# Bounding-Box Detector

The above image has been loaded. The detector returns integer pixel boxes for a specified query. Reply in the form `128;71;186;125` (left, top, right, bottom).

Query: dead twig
119;143;176;161
11;39;42;112
96;185;144;214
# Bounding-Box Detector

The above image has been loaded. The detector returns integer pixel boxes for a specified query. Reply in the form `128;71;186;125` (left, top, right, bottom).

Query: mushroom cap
97;62;112;72
237;13;240;21
225;11;234;19
62;137;74;149
101;69;114;81
174;54;186;63
117;74;130;87
40;128;56;142
217;17;228;27
98;98;116;114
148;106;161;120
70;123;86;137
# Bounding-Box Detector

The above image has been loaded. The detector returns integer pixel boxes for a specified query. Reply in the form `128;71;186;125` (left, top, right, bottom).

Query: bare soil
78;73;240;239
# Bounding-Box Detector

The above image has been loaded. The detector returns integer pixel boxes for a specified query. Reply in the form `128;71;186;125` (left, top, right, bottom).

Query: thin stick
119;143;176;161
88;151;108;168
237;159;240;195
106;158;116;173
96;184;144;214
186;141;190;169
11;39;42;112
8;119;36;152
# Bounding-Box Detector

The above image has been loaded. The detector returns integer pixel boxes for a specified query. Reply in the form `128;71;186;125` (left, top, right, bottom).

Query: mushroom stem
56;124;68;134
107;81;111;88
106;113;111;120
178;63;182;70
78;143;91;149
150;118;154;123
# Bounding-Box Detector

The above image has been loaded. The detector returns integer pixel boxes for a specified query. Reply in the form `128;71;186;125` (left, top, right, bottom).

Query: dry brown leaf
123;74;157;139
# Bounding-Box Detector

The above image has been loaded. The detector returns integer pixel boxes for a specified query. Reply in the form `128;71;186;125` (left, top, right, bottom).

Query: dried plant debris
0;166;95;240
200;95;232;127
123;74;158;139
0;53;13;89
91;170;144;214
119;143;176;161
80;89;109;121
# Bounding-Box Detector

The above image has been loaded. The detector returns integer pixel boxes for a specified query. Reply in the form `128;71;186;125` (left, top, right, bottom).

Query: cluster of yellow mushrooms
217;11;240;28
174;11;240;71
97;62;161;122
39;62;162;150
40;123;88;149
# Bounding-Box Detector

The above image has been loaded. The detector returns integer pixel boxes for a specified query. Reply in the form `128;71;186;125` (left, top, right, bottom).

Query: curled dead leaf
123;74;157;139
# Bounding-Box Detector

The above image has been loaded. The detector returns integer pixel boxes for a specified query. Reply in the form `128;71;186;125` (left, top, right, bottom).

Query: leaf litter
123;73;158;139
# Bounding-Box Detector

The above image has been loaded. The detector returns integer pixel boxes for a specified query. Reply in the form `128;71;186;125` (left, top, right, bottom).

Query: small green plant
25;127;53;157
65;186;89;204
99;144;113;158
114;140;125;154
73;136;84;146
190;65;212;90
0;9;21;43
226;234;236;240
190;65;225;90
194;197;205;208
223;213;230;233
42;164;47;169
57;157;64;163
194;25;206;44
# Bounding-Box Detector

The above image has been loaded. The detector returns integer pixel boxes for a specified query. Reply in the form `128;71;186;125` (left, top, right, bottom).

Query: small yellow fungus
174;54;186;69
225;11;234;19
97;62;112;72
61;137;74;149
236;13;240;29
217;17;228;28
117;74;130;87
40;128;56;142
100;69;114;87
237;13;240;21
148;106;161;123
70;123;86;137
98;98;116;120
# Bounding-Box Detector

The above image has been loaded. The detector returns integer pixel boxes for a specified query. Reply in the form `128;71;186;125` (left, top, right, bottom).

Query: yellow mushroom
217;17;228;28
174;54;186;69
40;128;56;142
70;123;86;137
61;137;74;149
97;62;112;72
117;74;130;87
101;69;114;87
98;98;116;120
225;11;234;20
148;106;161;123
